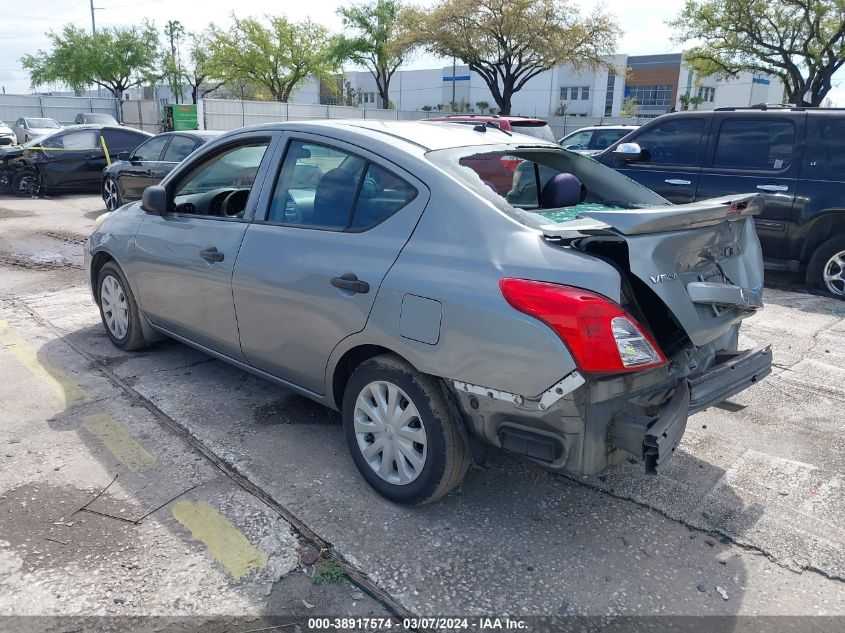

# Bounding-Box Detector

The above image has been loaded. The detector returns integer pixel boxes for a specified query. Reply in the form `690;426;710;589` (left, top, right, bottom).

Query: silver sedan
85;120;771;504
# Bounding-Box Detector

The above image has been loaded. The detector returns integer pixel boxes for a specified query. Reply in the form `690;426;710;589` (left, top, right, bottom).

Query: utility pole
90;0;96;33
451;57;456;111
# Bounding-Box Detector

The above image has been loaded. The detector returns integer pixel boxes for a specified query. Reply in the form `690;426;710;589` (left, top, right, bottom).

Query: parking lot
1;193;844;628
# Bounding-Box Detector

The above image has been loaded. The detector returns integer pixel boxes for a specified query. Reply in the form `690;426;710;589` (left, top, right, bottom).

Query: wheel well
90;251;115;299
801;214;845;263
331;344;396;409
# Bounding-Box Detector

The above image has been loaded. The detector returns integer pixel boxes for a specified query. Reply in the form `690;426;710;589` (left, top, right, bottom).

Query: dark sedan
102;131;221;210
0;125;151;197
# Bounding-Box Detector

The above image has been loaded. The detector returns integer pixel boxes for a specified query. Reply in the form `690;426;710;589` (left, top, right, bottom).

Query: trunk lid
544;194;765;347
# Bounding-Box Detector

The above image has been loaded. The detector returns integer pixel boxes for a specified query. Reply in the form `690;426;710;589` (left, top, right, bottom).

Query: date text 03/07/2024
306;617;528;630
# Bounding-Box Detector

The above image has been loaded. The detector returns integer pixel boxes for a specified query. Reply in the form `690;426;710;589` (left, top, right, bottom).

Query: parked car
595;106;845;297
75;112;119;125
558;125;638;155
10;117;62;143
102;130;221;211
0;121;17;146
427;114;558;142
0;124;151;196
86;120;771;505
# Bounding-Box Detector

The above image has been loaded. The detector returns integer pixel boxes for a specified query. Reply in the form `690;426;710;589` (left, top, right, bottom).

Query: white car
0;121;16;146
11;117;62;144
558;125;638;155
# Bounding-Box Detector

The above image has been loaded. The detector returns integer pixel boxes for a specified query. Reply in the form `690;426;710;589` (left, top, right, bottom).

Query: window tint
631;118;704;166
713;119;795;170
172;141;269;218
268;141;366;229
132;136;168;161
806;116;845;180
594;129;629;150
103;129;149;154
561;130;593;149
163;135;198;162
350;163;416;229
41;130;100;152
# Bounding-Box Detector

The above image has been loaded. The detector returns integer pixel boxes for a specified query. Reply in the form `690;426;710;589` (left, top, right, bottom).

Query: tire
11;169;40;197
342;354;471;505
102;176;122;211
96;261;148;350
806;235;845;299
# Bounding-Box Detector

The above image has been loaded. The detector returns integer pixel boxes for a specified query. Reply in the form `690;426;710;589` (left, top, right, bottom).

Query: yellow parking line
81;412;156;470
171;500;269;580
0;319;88;406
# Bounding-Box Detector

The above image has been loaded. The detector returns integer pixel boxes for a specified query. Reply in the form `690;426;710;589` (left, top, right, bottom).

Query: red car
426;115;557;194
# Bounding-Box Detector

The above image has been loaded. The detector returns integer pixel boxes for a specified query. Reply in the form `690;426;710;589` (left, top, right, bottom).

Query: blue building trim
442;75;471;82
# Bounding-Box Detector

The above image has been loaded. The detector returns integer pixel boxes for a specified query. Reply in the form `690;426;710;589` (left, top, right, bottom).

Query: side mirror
116;151;131;161
142;185;168;214
612;142;642;162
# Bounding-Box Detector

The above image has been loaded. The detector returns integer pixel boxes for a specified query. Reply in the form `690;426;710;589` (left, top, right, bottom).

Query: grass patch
312;558;347;584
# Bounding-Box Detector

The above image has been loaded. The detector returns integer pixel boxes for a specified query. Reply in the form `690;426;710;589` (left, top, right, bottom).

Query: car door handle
757;184;789;192
199;247;224;263
665;179;692;186
331;273;369;294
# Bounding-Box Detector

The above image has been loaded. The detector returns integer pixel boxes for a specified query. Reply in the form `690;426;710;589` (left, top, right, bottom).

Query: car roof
227;119;556;152
168;130;221;140
426;114;548;123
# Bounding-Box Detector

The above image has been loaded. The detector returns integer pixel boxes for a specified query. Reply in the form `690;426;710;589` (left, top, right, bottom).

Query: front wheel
342;354;471;505
102;177;122;211
97;261;149;350
11;169;40;197
806;236;845;299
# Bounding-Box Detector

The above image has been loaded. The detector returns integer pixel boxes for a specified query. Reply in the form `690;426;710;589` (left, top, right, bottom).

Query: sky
0;0;841;104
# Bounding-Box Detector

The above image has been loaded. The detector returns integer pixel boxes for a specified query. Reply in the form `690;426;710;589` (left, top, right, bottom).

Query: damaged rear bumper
449;345;771;476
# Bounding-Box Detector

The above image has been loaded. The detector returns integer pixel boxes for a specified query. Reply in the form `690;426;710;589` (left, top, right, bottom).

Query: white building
290;52;784;118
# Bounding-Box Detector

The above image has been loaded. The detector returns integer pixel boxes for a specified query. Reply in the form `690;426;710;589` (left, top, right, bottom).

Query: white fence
121;99;162;134
0;94;120;126
200;98;648;138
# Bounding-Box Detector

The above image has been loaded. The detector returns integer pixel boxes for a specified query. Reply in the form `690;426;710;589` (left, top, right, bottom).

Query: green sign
171;104;198;131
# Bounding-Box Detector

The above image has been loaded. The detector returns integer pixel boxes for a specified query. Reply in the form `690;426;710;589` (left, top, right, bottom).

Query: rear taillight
499;278;666;373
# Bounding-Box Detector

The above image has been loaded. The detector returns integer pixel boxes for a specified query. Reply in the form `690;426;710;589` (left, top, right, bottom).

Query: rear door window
629;118;705;166
713;119;795;170
349;163;417;230
103;129;149;154
41;130;99;154
804;116;845;180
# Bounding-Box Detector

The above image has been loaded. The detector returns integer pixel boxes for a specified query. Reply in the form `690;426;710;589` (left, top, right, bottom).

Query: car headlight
92;211;111;233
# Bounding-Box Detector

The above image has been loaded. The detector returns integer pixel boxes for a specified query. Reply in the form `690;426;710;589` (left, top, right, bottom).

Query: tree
182;30;224;104
335;0;414;109
207;15;338;102
670;0;845;107
619;96;639;117
678;92;705;111
407;0;619;115
164;20;186;103
553;102;568;116
21;23;160;101
475;100;489;112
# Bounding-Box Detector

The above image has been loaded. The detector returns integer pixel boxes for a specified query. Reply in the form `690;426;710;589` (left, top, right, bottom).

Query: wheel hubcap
354;380;427;485
823;250;845;296
100;275;129;339
104;179;119;211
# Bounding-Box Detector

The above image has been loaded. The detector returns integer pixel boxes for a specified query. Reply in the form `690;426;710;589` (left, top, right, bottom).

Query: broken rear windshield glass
426;144;668;228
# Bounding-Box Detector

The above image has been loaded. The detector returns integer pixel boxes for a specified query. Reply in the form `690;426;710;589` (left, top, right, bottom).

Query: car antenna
474;121;511;136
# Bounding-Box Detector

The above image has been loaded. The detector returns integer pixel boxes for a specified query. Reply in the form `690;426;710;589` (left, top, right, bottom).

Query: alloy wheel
15;174;39;197
103;179;120;211
353;380;427;485
100;274;129;339
823;250;845;296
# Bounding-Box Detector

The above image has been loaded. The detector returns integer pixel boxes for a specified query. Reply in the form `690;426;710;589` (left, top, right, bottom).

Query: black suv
596;106;845;298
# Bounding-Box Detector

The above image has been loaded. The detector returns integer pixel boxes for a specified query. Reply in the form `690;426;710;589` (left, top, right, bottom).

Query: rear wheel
342;354;471;505
807;236;845;299
11;169;40;197
102;177;122;211
96;261;149;350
